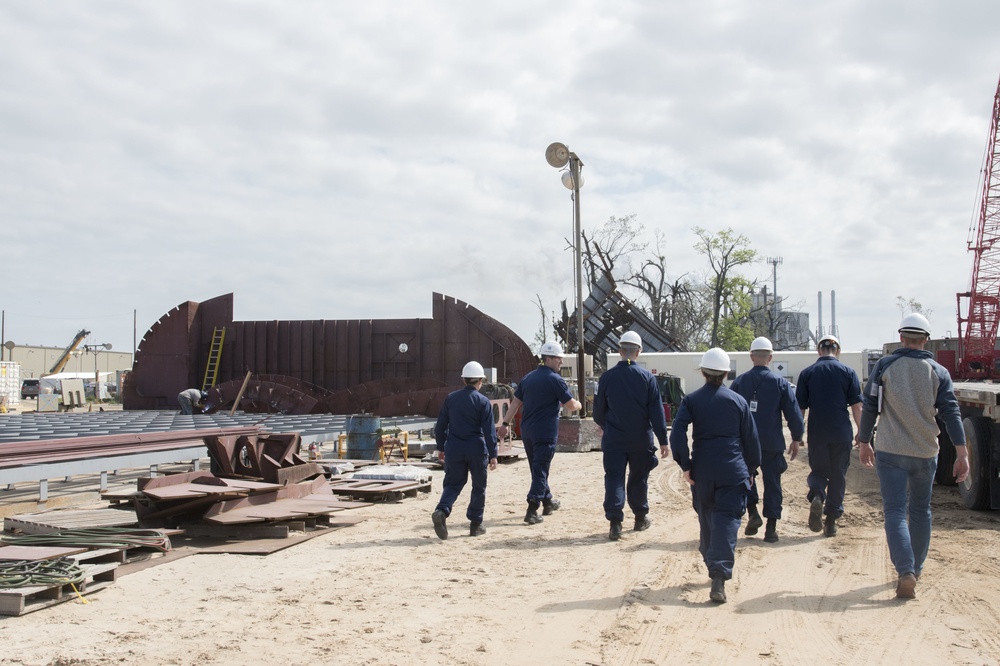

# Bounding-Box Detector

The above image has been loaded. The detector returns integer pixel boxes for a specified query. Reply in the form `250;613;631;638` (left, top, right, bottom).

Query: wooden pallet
4;508;139;535
328;478;431;502
0;561;118;616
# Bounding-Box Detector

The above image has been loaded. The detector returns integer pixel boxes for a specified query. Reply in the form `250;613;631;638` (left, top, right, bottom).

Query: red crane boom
957;75;1000;379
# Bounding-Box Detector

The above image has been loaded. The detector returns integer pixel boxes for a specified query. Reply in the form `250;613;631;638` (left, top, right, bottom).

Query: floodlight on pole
545;142;587;417
82;343;113;402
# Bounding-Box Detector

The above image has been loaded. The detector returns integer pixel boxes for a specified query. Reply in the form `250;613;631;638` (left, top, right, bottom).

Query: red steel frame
958;75;1000;379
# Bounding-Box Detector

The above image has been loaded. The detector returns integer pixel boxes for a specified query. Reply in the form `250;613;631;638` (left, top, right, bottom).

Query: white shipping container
0;361;21;407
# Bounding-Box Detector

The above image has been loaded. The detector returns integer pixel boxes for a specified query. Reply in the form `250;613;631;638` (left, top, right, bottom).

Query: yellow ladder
201;327;227;392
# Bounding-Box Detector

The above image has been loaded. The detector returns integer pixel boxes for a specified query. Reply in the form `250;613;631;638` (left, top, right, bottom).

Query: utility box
558;354;593;380
37;394;60;412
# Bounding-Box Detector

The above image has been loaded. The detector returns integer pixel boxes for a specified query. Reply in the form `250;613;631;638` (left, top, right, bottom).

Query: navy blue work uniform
670;383;761;581
514;365;574;505
593;360;668;523
730;366;804;520
433;385;499;523
795;356;862;519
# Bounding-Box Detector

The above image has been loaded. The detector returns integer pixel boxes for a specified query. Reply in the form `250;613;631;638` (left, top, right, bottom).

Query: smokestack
817;291;823;338
831;290;837;339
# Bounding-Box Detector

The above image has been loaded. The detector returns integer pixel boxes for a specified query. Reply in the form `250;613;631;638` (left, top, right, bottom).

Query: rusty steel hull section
123;293;535;417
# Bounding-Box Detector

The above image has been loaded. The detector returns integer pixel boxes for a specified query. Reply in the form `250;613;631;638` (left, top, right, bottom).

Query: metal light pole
767;256;782;342
82;343;112;401
546;142;587;417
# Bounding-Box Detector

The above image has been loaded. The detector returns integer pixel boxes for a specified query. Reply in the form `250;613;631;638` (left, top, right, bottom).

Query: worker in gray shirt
177;388;208;415
856;313;969;600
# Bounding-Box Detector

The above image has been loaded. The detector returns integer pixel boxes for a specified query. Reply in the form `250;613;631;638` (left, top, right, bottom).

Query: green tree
693;227;759;347
715;277;757;350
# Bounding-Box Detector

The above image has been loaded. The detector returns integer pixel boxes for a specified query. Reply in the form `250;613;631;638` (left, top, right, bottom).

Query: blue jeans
523;438;556;504
875;450;937;577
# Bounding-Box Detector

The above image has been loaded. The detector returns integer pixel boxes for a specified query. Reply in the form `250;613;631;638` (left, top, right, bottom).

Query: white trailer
945;382;1000;509
633;350;881;395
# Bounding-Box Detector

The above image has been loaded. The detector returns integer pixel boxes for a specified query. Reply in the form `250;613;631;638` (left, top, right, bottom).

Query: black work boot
808;496;823;533
609;520;623;541
763;518;778;543
432;509;448;540
542;498;561;515
524;501;543;525
745;504;763;536
470;522;486;537
824;515;838;537
710;576;727;603
634;514;651;531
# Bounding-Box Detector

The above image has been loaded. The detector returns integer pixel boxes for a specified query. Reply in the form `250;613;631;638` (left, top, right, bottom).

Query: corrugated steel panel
123;293;534;416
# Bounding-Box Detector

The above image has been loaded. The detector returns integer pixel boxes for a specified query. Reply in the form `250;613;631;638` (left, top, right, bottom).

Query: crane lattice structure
958;74;1000;379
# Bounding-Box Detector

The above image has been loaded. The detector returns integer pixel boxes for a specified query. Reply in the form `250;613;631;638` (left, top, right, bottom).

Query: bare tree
578;214;648;287
532;294;550;349
896;296;933;319
621;230;707;348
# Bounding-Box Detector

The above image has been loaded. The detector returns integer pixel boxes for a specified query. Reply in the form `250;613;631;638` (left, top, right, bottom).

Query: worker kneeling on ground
730;337;804;543
431;361;499;540
668;348;761;604
593;331;668;541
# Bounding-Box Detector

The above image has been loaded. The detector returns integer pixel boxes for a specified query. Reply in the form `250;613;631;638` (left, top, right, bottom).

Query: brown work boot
896;573;917;599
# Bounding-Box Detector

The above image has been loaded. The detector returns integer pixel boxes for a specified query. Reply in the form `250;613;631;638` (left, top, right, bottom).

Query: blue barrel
346;414;382;459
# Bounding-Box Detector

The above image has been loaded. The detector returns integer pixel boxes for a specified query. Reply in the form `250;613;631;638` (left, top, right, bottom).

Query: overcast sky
3;1;1000;358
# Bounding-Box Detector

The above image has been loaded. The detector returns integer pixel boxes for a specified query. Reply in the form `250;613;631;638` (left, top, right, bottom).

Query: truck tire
959;416;992;510
935;417;957;486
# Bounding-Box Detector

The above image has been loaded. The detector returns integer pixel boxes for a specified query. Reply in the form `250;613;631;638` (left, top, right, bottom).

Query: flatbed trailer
947;381;1000;509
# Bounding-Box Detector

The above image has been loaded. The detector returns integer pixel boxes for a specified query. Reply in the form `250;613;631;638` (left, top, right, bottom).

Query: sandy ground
2;435;1000;666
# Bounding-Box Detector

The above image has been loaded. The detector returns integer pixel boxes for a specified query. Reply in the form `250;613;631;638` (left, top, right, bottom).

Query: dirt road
3;442;1000;665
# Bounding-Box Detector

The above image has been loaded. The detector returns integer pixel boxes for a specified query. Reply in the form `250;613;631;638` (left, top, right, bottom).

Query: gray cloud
2;0;999;354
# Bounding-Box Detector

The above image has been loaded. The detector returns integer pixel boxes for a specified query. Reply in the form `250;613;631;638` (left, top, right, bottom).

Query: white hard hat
699;348;731;372
539;341;563;357
818;334;840;348
898;313;931;337
750;336;773;352
619;331;642;347
461;361;486;379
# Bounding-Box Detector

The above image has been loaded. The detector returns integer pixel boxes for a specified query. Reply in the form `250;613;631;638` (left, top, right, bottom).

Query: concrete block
556;418;602;453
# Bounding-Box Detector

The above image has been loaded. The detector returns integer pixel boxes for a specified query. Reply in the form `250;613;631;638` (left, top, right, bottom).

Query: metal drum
346;414;382;460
